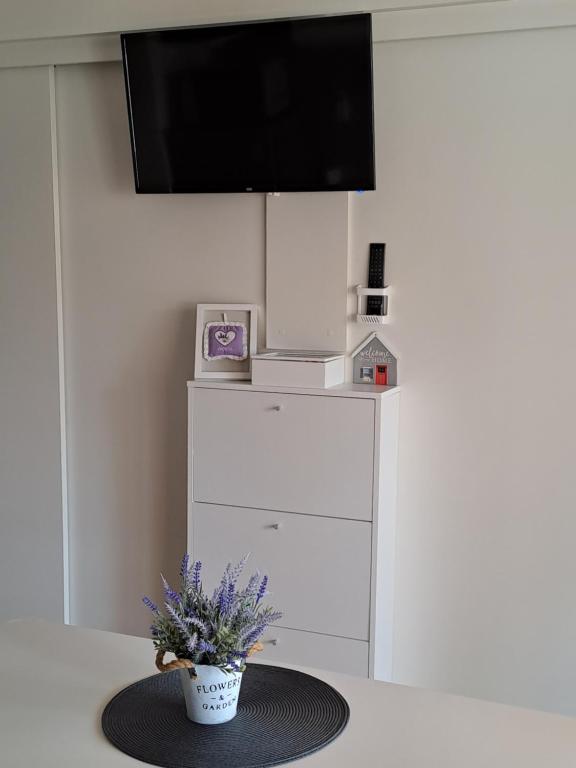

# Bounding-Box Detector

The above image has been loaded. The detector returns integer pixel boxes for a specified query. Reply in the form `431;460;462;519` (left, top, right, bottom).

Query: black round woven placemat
101;663;349;768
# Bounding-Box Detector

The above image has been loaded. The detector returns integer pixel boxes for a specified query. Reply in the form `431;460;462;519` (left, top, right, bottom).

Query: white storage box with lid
251;351;345;388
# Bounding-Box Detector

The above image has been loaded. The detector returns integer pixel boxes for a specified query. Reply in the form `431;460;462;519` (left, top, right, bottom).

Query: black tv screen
121;14;374;193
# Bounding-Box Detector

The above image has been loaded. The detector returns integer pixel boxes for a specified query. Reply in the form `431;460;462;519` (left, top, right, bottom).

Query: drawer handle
265;638;279;646
271;404;284;412
271;523;282;530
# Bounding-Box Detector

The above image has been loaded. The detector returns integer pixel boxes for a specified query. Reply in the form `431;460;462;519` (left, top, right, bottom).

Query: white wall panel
0;66;64;621
266;193;349;351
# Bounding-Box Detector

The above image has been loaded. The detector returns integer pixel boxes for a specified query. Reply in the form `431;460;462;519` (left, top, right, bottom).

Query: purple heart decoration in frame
203;321;248;361
194;303;257;381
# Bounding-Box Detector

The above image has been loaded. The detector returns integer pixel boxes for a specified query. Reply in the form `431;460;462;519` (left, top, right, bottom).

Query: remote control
366;243;386;315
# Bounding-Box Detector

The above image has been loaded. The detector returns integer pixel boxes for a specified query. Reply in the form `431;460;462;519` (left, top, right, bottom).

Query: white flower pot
179;664;243;725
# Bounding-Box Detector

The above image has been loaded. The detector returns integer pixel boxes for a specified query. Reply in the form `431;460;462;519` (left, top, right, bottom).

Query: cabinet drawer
193;388;374;521
255;627;369;678
193;503;371;641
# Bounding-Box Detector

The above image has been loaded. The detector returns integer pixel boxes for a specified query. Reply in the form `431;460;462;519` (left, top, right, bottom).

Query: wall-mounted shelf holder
355;285;391;325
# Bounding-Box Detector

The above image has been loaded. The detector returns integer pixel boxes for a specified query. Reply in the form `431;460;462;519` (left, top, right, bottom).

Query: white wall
55;63;265;634
0;66;65;621
0;0;491;41
350;28;576;714
2;14;576;716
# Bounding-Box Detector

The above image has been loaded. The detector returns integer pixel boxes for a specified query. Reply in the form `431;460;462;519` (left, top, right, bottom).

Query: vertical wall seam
49;64;70;625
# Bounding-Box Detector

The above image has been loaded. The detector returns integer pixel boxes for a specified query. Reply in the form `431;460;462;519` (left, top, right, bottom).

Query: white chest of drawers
187;380;400;680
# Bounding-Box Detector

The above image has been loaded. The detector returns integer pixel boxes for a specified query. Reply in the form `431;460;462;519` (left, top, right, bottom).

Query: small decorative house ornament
351;333;397;386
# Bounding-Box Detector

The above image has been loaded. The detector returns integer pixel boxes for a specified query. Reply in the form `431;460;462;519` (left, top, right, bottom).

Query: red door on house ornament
375;365;388;385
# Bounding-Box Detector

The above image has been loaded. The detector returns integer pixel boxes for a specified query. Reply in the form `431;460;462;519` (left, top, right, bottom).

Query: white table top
1;619;576;767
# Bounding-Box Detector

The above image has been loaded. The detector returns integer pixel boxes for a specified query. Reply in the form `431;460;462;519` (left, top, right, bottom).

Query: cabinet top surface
188;380;399;400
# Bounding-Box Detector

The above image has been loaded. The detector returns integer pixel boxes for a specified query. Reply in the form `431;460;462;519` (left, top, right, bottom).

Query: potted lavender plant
143;555;282;725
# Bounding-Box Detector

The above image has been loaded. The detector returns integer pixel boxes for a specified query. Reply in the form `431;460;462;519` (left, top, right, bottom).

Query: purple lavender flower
217;588;226;614
165;603;189;636
185;615;208;634
237;618;260;644
217;580;232;617
198;639;217;654
146;555;280;671
242;624;267;649
212;582;223;604
215;563;231;600
227;581;237;614
227;555;249;587
191;560;202;591
142;595;159;614
142;595;160;616
186;632;198;656
242;572;260;600
180;553;190;580
263;611;283;625
256;575;268;603
162;575;180;605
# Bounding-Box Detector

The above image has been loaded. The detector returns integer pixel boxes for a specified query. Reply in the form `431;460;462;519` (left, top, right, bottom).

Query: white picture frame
194;304;258;380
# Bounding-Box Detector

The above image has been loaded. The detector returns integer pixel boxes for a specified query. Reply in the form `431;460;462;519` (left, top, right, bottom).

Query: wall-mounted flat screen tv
121;14;374;193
